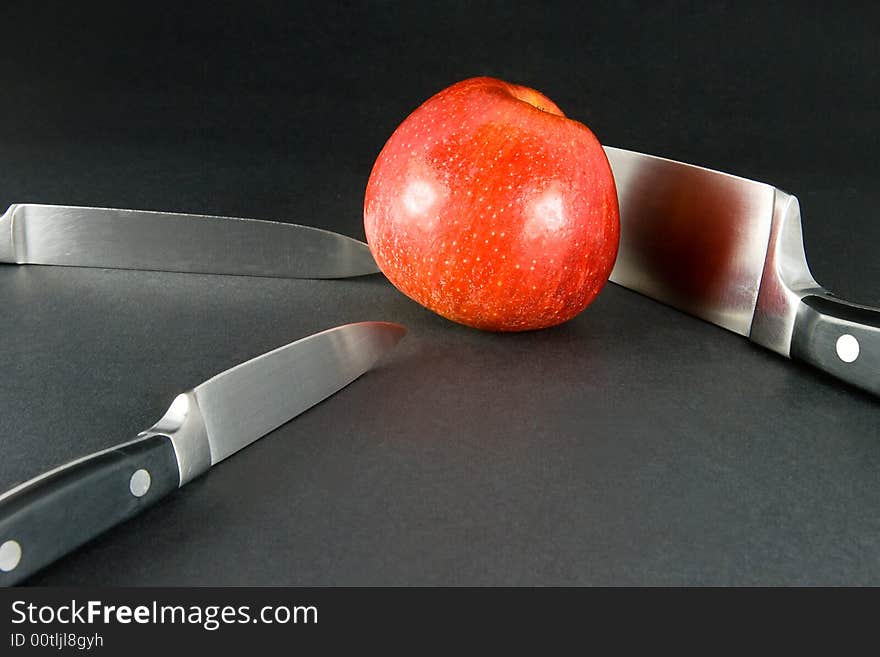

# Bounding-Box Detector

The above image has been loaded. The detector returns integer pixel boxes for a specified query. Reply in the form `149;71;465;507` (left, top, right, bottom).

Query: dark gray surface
2;268;878;585
1;2;878;585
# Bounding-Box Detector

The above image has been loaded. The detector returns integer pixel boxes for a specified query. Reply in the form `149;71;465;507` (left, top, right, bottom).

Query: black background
1;1;878;585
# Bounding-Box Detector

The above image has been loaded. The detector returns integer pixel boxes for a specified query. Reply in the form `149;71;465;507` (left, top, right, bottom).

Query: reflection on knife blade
0;203;379;279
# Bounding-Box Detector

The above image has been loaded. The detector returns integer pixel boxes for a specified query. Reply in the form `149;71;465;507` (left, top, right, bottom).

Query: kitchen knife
604;146;878;396
0;203;379;278
0;321;406;585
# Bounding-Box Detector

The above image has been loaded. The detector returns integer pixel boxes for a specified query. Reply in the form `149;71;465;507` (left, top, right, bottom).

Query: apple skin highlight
364;77;619;331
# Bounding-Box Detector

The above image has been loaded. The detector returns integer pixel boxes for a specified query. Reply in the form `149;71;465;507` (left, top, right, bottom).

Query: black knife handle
0;434;180;586
790;293;880;396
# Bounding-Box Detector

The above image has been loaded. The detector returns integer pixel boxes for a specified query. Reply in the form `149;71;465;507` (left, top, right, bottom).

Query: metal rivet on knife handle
0;540;22;572
836;334;860;363
129;469;152;497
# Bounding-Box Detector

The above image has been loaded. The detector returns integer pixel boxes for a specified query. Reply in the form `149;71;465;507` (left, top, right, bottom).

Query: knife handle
790;293;880;396
0;434;180;586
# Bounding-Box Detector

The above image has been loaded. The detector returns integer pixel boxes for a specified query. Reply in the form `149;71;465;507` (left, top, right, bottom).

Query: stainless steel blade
0;203;379;278
196;321;405;463
142;321;406;484
604;146;778;336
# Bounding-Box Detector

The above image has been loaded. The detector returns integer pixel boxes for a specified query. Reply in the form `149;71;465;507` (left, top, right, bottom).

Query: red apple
364;77;619;331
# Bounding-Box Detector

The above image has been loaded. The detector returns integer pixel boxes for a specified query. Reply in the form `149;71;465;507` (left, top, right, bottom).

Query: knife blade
0;321;406;585
0;203;379;278
604;146;878;396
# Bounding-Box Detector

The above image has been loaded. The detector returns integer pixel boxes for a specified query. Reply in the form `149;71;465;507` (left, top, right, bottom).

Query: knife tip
371;321;408;343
